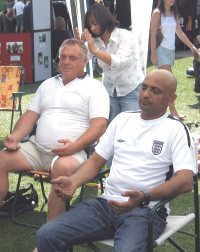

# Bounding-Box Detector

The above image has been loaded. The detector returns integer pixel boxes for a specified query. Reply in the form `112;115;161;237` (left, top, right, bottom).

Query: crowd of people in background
150;0;198;120
0;0;30;33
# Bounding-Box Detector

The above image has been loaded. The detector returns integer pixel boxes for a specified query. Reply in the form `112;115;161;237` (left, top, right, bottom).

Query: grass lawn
0;52;200;252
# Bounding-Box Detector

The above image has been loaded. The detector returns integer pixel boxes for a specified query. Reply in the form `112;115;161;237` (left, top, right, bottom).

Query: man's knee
0;150;10;170
36;223;53;248
36;221;69;251
51;156;80;178
0;148;32;172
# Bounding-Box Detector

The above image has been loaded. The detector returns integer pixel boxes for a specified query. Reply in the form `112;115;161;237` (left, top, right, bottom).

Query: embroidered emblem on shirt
117;139;125;143
152;140;164;155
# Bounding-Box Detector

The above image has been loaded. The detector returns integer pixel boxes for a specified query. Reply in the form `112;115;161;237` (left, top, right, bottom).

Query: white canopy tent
65;0;153;75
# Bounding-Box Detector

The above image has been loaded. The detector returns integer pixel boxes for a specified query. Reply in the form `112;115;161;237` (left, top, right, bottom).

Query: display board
33;31;52;82
32;0;51;30
0;33;33;83
32;0;52;82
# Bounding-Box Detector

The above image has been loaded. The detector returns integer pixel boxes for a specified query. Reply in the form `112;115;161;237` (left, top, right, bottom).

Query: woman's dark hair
84;3;119;37
159;0;178;18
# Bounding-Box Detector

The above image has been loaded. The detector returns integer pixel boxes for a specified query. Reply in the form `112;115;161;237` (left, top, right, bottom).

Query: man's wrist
139;191;151;208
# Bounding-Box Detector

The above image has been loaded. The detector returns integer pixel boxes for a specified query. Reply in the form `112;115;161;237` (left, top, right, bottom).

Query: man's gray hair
59;39;88;59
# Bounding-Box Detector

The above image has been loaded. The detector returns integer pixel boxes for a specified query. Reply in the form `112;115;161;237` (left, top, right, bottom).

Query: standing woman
77;3;144;122
150;0;198;120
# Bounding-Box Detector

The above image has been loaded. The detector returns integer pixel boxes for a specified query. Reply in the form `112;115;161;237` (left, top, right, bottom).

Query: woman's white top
89;28;144;97
160;15;177;50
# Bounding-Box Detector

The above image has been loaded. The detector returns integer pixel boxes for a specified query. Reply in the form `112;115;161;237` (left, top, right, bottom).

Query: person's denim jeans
109;84;141;122
36;198;166;252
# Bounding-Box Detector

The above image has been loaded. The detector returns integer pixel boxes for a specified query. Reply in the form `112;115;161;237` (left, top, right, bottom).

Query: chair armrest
85;143;96;158
96;168;110;179
12;91;25;95
148;197;176;250
11;92;25;110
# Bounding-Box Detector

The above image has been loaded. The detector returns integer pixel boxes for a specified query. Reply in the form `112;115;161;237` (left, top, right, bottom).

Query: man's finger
51;177;62;185
122;191;138;197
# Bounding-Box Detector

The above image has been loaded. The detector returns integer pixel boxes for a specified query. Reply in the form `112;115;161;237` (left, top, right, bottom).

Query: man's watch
139;191;151;208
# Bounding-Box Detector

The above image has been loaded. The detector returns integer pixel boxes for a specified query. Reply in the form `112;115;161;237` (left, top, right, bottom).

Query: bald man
35;69;196;252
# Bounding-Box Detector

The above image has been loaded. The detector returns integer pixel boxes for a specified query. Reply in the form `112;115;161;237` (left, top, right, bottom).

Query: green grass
0;53;200;252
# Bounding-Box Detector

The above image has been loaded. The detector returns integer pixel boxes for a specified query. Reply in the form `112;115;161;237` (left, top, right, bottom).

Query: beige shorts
19;136;87;172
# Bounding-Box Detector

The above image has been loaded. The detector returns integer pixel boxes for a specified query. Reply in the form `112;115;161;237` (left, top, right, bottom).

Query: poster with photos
6;42;23;54
34;31;51;82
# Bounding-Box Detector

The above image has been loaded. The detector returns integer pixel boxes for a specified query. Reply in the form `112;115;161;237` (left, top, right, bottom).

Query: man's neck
61;72;87;85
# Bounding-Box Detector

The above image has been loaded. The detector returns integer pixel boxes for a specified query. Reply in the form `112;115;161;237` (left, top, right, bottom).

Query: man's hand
51;139;75;156
4;134;20;151
51;176;77;201
108;191;144;214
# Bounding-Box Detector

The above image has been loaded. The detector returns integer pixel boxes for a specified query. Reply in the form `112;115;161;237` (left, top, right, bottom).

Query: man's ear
169;93;177;103
84;58;89;65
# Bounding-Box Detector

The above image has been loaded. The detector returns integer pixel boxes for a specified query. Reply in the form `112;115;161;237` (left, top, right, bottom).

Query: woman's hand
83;29;98;54
74;27;86;42
151;50;158;66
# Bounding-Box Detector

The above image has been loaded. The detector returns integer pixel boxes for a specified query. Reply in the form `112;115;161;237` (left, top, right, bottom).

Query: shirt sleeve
27;85;42;114
95;116;118;160
171;124;197;174
88;81;110;119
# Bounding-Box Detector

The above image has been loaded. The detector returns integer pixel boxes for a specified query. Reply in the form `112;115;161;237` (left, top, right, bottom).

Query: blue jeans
109;84;141;122
36;198;167;252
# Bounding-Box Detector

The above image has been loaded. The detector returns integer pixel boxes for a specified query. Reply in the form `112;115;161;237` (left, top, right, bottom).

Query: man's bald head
139;69;178;120
145;69;177;94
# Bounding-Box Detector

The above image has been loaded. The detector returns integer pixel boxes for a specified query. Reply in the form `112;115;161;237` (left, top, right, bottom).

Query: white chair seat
98;239;114;246
155;213;195;245
98;213;195;247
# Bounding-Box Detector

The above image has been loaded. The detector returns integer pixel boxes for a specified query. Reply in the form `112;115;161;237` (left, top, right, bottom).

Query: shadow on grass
0;209;47;251
21;82;42;95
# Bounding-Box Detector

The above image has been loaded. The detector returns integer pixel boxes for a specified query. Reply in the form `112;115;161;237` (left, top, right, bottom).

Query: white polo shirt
28;75;110;149
96;112;196;205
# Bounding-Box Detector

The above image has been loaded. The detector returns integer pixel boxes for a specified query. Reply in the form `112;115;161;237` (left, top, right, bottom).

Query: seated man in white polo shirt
0;39;110;220
35;69;196;252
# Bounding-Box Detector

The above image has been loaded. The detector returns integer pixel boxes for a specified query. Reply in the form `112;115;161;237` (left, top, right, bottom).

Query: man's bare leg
47;156;80;221
0;149;33;206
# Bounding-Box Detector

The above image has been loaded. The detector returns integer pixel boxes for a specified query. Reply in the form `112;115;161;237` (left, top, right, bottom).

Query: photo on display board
44;56;49;68
38;52;43;65
39;34;46;43
6;42;23;54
